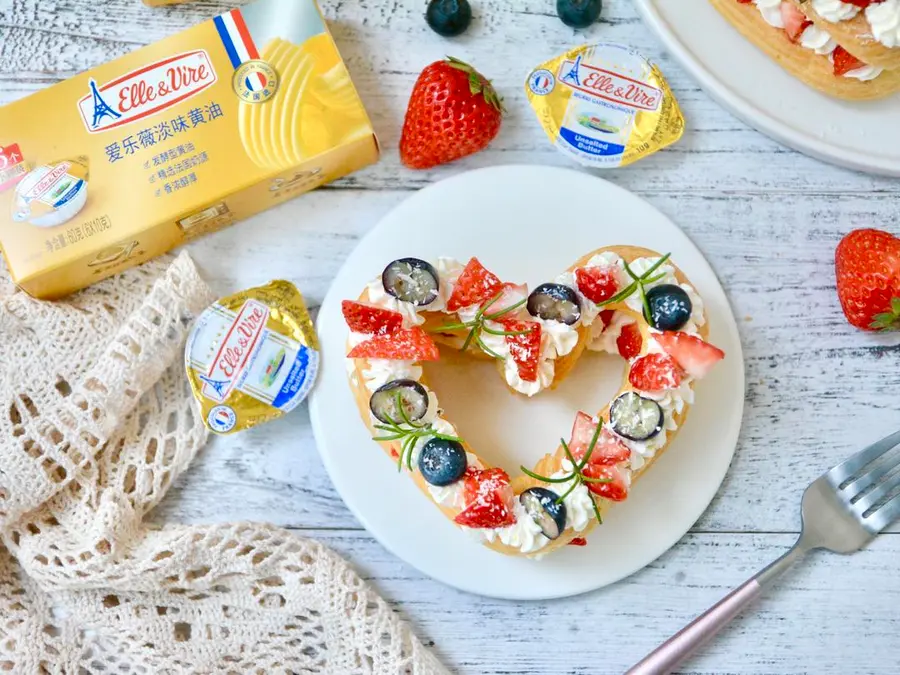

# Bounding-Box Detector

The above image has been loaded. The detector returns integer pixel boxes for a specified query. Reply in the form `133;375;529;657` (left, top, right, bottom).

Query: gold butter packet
185;280;320;434
525;43;684;168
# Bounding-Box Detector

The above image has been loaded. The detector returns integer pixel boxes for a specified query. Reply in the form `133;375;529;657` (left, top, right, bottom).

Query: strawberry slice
575;266;619;304
568;413;630;502
461;467;510;505
591;428;632;466
568;537;588;546
347;327;440;361
598;309;615;327
568;412;630;465
568;411;598;460
654;331;725;380
616;322;642;360
583;464;629;502
501;319;542;382
341;300;403;335
781;2;812;43
454;467;516;528
628;353;684;392
842;0;875;6
447;257;503;312
833;46;865;77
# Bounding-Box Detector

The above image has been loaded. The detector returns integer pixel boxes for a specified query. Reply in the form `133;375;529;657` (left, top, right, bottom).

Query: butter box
0;0;378;298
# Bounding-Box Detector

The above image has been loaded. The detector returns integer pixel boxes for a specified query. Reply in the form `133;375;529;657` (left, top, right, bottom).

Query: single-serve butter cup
185;280;320;434
525;43;684;169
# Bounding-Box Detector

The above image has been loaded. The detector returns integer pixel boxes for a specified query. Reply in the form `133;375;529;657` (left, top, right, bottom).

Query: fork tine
851;469;900;516
841;458;899;501
862;492;900;533
827;428;900;485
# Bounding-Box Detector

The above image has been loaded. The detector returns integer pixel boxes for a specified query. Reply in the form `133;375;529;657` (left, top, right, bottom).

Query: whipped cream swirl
755;0;786;27
800;24;838;55
811;0;860;22
867;0;900;48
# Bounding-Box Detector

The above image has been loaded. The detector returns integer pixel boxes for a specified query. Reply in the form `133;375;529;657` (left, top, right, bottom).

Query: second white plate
309;165;745;600
634;0;900;176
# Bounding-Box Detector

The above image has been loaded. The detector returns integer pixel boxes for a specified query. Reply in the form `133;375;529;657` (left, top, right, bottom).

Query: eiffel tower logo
198;374;231;400
561;55;583;87
88;79;121;129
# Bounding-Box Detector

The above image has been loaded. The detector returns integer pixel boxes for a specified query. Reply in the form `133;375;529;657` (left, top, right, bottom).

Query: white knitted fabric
0;252;447;674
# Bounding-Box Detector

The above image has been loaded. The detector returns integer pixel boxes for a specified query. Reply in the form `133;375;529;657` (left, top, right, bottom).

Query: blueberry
610;392;663;442
646;284;692;331
382;258;440;306
520;487;567;540
426;0;472;37
370;379;430;425
556;0;602;29
418;438;468;486
527;283;582;325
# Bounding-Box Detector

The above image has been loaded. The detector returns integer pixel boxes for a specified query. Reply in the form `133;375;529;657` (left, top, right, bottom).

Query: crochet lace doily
0;252;446;674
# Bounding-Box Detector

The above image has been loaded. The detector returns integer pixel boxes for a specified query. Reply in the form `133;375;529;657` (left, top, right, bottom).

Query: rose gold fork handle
626;542;809;675
624;579;763;675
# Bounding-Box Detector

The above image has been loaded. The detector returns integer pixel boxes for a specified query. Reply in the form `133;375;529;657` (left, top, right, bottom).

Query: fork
626;428;900;675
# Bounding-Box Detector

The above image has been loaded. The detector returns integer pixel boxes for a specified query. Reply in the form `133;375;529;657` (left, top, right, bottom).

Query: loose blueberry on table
382;257;440;306
527;283;582;325
425;0;472;37
557;0;603;29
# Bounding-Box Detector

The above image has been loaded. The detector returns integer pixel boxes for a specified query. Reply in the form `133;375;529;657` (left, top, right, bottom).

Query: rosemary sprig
374;418;462;472
429;289;531;358
475;335;504;359
372;393;462;472
519;419;612;525
590;490;604;525
597;253;672;320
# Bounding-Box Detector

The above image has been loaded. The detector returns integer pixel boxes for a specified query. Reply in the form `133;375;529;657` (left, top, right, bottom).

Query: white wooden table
4;1;900;673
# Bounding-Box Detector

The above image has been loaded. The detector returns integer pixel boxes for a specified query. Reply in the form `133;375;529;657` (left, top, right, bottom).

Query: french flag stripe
214;9;267;89
213;15;241;69
230;9;261;60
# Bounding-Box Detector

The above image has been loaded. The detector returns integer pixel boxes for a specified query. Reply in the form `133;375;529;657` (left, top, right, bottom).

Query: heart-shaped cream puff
343;246;725;559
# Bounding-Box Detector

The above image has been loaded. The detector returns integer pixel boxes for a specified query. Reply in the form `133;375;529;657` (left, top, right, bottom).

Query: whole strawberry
835;229;900;330
400;57;503;170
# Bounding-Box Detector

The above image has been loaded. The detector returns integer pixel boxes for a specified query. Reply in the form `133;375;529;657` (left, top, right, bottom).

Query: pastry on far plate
795;0;900;70
711;0;900;100
341;249;726;559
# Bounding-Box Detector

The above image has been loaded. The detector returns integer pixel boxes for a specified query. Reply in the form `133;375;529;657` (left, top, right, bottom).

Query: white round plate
309;165;744;600
634;0;900;176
